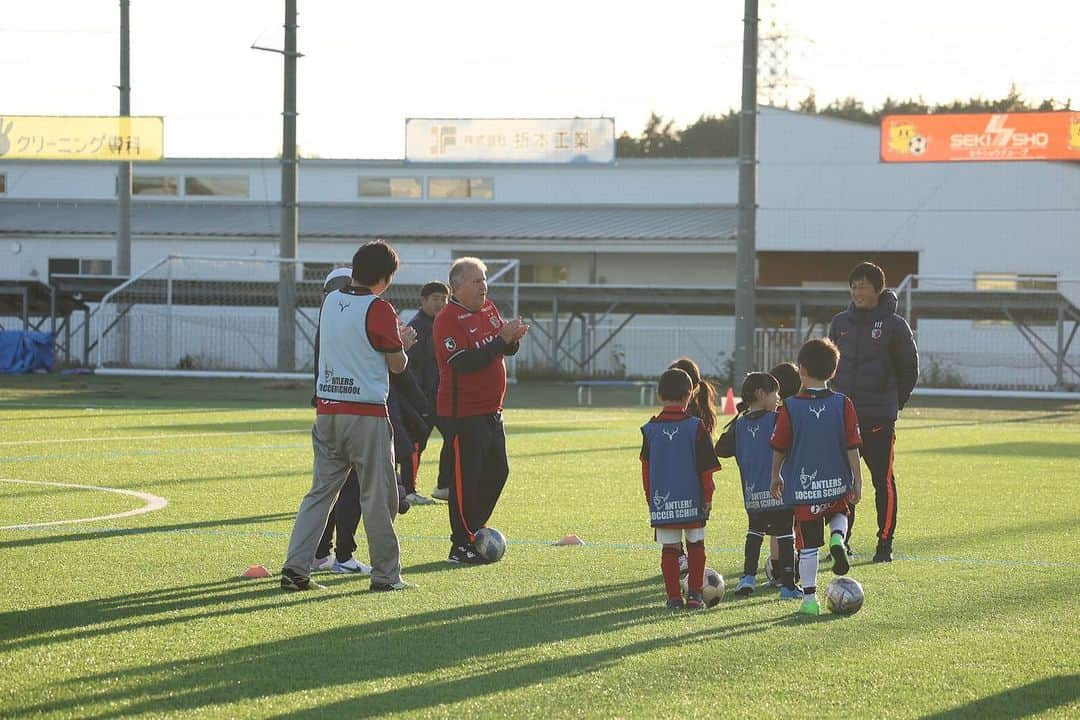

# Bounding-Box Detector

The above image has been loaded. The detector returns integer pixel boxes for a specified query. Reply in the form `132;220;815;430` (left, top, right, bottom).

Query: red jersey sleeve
367;298;402;352
843;396;863;449
433;307;470;366
770;403;793;452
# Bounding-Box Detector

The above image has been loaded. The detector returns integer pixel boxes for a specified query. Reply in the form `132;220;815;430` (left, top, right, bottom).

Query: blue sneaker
734;575;755;596
779;585;804;600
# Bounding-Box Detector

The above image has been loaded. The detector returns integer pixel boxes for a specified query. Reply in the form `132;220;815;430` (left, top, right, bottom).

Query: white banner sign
406;118;615;164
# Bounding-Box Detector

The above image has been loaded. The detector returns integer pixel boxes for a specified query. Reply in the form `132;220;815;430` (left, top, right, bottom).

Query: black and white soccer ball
825;576;864;615
474;527;506;563
680;567;725;607
908;134;928;155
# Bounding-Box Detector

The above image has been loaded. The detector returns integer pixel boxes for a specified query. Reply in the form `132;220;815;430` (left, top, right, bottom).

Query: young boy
715;372;801;600
640;368;722;610
769;338;863;616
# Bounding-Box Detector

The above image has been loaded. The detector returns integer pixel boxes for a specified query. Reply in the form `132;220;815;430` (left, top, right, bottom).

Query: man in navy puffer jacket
828;262;919;563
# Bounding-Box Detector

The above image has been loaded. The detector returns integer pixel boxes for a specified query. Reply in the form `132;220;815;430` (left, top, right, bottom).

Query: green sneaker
798;595;820;616
829;534;850;575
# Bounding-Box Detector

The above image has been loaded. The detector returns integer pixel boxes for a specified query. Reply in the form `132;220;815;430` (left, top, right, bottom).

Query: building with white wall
1;108;1077;386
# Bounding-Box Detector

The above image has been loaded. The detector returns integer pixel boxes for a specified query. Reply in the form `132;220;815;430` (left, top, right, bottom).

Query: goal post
94;254;520;380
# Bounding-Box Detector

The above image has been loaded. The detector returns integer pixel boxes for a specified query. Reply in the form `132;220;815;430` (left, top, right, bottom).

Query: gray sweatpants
283;414;402;585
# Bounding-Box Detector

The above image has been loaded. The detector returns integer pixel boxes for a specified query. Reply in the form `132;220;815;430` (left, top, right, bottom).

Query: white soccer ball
908;134;928;155
825;576;864;615
681;567;725;607
473;527;506;563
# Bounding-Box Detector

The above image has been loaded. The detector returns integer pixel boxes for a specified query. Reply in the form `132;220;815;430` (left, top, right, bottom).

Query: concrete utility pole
734;0;759;382
117;0;131;277
277;0;299;371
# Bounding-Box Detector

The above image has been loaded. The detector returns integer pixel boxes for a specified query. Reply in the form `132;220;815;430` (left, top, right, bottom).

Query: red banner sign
881;111;1080;163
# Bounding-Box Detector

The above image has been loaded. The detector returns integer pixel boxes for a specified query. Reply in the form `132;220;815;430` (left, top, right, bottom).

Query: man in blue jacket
828;262;919;563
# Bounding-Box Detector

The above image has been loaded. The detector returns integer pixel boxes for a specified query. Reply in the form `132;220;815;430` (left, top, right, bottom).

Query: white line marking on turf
0;428;306;447
0;478;168;530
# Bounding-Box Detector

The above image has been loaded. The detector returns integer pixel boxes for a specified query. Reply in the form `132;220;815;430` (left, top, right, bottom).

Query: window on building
48;258;113;279
0;173;6;194
184;175;249;197
519;264;568;284
133;175;179;196
975;272;1057;291
428;177;494;200
358;177;422;199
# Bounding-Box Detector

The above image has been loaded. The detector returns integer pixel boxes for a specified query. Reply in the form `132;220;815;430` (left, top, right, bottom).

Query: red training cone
722;387;737;415
240;564;271;578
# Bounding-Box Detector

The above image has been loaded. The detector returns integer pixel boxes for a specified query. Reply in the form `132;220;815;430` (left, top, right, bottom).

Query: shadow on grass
922;674;1080;719
0;512;294;552
10;577;786;719
910;441;1080;459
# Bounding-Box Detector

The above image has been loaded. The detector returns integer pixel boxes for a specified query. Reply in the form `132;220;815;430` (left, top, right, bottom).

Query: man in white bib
282;241;418;592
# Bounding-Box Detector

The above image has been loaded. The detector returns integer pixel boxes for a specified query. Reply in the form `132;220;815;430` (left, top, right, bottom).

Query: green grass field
1;375;1078;719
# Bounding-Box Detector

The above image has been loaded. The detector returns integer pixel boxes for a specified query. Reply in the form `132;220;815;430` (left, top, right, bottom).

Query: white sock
799;548;818;592
829;512;849;540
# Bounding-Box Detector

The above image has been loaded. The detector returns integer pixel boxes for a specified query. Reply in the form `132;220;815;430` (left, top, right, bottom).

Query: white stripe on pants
284;414;402;585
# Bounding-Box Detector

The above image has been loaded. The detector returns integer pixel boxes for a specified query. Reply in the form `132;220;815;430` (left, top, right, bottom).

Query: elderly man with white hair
433;257;529;564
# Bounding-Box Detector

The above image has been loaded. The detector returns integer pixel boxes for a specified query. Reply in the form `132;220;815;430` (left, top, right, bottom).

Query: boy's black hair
352;240;399;287
797;338;840;382
768;362;801;400
848;261;886;293
658;368;694;403
740;372;780;407
421;281;450;298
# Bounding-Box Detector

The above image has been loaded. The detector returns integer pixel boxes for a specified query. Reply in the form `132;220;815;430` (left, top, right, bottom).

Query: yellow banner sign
0;115;163;161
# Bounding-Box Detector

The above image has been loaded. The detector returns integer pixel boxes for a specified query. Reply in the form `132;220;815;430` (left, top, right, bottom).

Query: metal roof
0;200;737;241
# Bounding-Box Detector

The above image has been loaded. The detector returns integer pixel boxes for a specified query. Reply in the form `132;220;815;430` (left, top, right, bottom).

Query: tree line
615;87;1073;158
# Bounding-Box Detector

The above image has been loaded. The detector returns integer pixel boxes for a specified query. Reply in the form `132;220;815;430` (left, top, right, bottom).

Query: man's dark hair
740;372;780;407
658;368;694;402
352;241;399;287
848;261;886;292
768;362;801;400
797;338;840;382
421;281;450;298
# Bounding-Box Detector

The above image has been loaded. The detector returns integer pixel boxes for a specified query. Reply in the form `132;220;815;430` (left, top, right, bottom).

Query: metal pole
166;261;173;370
1057;302;1065;389
276;0;300;371
117;0;132;276
551;295;559;374
83;307;90;367
734;0;759;382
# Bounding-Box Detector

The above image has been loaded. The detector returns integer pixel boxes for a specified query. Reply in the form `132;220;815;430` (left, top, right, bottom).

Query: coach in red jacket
434;257;529;564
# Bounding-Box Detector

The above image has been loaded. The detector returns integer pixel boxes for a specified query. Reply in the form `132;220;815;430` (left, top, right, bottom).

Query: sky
2;0;1077;159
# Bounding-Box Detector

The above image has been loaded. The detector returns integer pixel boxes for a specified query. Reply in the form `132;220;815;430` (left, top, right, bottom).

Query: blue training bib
642;416;705;526
779;393;853;506
735;412;787;511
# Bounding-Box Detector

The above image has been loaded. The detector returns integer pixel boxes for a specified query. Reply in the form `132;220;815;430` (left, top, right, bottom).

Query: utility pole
117;0;131;277
277;0;299;371
734;0;759;382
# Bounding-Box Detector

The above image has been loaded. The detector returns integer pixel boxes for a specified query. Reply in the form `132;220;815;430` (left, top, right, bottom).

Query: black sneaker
665;597;685;610
448;544;488;565
872;540;894;563
281;568;312;591
370;580;414;592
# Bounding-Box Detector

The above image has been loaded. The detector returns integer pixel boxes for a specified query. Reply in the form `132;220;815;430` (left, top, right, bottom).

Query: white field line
0;428;306;447
0;416;629;447
0;478;168;530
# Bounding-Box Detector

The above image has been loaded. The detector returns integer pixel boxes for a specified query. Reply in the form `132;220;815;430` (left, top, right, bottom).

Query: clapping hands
499;317;530;344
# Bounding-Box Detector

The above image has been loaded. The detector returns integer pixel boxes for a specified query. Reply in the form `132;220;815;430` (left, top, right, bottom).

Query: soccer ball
473;527;507;563
681;567;725;607
825;577;864;615
908;134;928;155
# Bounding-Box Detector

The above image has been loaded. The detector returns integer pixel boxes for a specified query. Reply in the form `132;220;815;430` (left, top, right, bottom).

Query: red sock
687;540;706;592
661;548;682;599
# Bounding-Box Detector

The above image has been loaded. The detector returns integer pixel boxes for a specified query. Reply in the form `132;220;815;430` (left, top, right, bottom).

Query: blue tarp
0;331;55;374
